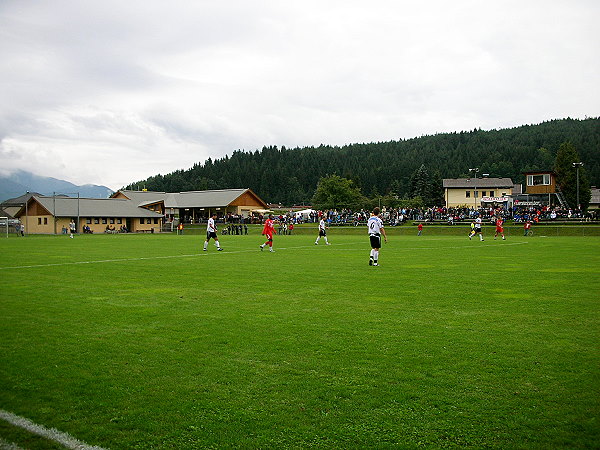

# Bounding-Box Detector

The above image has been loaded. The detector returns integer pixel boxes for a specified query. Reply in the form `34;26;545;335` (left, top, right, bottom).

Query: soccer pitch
1;231;599;448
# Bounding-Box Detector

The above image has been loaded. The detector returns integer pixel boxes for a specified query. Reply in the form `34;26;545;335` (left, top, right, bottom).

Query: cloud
0;0;598;190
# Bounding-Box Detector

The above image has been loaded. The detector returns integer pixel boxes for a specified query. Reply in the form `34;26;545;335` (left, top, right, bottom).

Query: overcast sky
1;1;598;191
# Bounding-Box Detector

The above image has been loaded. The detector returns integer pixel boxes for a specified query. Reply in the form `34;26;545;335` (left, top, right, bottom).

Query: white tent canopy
295;209;315;218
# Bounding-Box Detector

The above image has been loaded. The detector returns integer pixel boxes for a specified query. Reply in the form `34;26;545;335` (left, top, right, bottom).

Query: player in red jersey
259;214;277;252
494;217;506;240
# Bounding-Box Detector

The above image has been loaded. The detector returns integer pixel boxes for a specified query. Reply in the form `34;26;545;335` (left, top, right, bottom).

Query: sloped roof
0;207;14;219
443;178;514;188
0;192;41;206
591;187;600;206
19;196;163;218
117;189;263;208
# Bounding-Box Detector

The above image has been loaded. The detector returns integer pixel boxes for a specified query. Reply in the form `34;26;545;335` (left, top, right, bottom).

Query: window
154;218;159;224
86;218;91;224
117;219;122;224
140;218;145;224
474;190;479;198
489;191;495;197
102;218;107;224
38;218;42;225
44;218;48;224
110;218;115;224
466;191;471;198
482;191;487;197
527;174;551;186
94;218;100;224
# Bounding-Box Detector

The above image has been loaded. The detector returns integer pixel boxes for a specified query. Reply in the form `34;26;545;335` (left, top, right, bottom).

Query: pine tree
554;142;592;210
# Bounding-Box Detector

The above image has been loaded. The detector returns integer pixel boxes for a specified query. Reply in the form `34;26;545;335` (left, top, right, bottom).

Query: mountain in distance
0;170;114;202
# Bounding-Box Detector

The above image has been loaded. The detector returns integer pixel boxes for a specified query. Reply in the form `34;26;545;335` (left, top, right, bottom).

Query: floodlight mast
572;162;584;210
469;168;480;209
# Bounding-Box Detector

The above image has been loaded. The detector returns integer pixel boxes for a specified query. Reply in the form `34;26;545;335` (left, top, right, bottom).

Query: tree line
125;117;599;208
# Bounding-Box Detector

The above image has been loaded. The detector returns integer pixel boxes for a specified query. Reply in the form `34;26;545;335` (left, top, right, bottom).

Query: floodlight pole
77;192;80;232
53;192;57;235
25;191;29;236
572;162;583;210
469;168;480;210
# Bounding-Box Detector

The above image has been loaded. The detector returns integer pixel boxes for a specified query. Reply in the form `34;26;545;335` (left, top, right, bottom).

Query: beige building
443;177;514;208
15;195;164;234
13;188;269;234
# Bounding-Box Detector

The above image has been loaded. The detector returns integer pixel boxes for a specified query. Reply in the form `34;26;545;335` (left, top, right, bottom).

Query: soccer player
260;214;276;252
69;219;76;239
315;216;330;245
368;207;387;266
417;222;423;236
468;216;484;241
204;213;223;251
494;216;506;240
524;220;532;236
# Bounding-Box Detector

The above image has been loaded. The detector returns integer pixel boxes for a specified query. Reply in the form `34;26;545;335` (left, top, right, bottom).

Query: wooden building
112;189;268;223
523;171;557;195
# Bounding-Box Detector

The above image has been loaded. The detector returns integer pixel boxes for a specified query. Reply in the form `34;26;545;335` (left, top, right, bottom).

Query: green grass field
1;229;599;449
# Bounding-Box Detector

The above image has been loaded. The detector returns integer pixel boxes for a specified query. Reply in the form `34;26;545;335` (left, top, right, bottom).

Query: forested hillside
126;118;600;205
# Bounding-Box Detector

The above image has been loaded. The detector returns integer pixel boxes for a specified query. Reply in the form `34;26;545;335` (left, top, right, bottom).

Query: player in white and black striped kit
203;212;223;251
367;207;387;266
315;217;330;245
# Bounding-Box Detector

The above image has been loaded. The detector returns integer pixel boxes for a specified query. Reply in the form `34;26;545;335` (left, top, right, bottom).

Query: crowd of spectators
263;205;598;227
181;203;597;230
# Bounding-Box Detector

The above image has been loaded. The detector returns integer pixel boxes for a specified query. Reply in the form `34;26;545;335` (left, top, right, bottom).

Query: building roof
591;187;600;206
116;189;265;208
18;196;163;218
0;192;41;207
0;207;14;219
522;170;555;175
443;177;514;188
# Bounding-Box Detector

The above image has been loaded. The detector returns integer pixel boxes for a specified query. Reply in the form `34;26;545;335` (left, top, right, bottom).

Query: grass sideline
0;231;599;448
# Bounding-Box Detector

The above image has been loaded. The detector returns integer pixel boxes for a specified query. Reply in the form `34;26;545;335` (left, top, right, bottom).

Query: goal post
0;217;8;238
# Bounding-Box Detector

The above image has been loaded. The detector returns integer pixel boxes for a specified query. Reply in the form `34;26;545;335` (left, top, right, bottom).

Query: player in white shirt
468;215;484;241
315;217;330;245
203;212;223;251
367;207;387;266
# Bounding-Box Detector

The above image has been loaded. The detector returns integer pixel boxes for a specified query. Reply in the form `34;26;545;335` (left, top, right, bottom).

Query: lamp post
572;162;584;210
25;191;29;236
469;168;480;210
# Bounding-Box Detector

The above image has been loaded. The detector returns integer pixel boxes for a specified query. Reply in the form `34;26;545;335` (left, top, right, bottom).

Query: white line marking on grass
0;409;105;450
0;242;358;270
0;241;526;270
0;253;204;270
